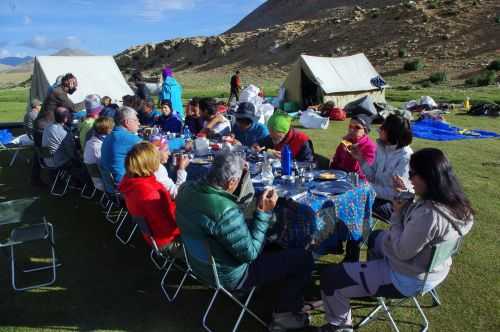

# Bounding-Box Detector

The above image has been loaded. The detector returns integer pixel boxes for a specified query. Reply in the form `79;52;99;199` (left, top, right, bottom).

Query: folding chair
0;197;59;291
80;163;100;200
132;216;190;302
35;146;72;197
99;168;128;225
356;237;463;332
0;142;31;167
182;237;267;332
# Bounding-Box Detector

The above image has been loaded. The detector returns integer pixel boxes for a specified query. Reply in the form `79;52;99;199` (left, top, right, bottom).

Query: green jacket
176;181;272;289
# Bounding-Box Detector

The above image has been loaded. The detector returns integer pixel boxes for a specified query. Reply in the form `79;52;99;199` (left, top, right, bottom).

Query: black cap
352;113;373;133
234;102;257;123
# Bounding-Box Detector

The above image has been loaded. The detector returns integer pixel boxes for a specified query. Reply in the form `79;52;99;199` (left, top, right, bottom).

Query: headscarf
162;67;173;79
267;111;292;133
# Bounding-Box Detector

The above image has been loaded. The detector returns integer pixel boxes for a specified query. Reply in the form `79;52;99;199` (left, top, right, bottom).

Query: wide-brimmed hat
234;102;257;123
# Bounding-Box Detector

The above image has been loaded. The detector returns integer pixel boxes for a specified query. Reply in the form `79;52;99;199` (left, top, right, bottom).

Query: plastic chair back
0;197;40;226
85;163;101;179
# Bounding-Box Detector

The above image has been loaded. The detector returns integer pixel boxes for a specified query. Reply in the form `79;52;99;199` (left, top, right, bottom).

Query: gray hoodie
361;140;413;201
383;200;473;280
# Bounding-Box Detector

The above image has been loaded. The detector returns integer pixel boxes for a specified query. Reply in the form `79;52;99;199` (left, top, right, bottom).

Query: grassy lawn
0;72;499;331
0;107;499;331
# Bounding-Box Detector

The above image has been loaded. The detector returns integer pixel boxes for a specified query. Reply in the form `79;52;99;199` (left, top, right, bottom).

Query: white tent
283;53;387;108
29;56;133;111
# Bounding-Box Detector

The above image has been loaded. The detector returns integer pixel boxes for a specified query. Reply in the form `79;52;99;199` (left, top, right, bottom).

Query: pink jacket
330;135;376;179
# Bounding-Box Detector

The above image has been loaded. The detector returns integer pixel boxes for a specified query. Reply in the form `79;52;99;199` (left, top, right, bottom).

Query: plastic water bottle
183;125;192;139
281;145;292;176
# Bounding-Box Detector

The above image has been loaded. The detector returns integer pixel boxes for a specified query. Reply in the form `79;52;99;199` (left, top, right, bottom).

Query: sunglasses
349;125;364;130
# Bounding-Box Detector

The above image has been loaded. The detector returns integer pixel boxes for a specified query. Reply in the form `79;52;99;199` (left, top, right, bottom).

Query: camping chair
356;237;463;332
99;168;128;225
114;212;137;245
0;142;31;167
35;145;72;197
0;197;59;291
182;237;267;332
80;163;100;200
133;216;190;302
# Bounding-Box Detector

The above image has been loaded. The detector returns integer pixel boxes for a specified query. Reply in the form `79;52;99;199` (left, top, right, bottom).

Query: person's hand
257;188;278;213
177;155;190;170
268;149;281;159
349;144;363;161
252;143;264;153
392;198;406;216
184;140;193;152
392;175;408;193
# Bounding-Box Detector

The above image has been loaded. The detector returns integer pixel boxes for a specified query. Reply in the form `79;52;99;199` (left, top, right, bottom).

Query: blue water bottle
183;125;192;139
281;145;292;176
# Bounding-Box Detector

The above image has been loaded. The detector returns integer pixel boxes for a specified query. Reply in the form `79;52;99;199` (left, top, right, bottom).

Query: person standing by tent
159;67;184;120
36;73;85;131
131;71;151;102
228;70;241;104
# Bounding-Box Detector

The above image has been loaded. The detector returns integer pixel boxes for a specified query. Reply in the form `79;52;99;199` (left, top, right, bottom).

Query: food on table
319;172;337;180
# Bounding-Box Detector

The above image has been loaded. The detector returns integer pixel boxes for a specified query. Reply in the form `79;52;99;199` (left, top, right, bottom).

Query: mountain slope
0;56;32;67
226;0;398;33
115;0;500;82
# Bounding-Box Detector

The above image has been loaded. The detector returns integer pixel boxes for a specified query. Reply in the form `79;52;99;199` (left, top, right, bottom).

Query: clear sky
0;0;266;59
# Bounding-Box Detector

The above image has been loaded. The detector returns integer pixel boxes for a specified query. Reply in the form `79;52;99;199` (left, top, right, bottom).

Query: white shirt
83;135;104;191
154;164;187;198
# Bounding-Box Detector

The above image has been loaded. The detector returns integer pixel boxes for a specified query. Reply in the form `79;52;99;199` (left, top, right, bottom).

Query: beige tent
284;54;387;108
29;56;133;112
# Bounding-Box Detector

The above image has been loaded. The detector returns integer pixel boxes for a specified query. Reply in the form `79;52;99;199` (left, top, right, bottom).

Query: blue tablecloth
273;183;376;250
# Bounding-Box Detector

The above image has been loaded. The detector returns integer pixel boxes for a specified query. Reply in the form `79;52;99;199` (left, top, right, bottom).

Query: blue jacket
100;126;141;184
159;77;184;120
138;109;161;126
233;122;269;147
157;113;182;134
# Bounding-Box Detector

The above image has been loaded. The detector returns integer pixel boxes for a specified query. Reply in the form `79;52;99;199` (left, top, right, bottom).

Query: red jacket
330;135;376;179
118;175;180;249
275;129;311;158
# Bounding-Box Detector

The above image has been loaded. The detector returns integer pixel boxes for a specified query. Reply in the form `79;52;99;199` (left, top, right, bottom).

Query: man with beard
253;112;314;162
31;73;84;186
36;73;85;130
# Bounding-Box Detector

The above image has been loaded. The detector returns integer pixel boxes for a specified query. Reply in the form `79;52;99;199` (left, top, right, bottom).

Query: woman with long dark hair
317;148;474;332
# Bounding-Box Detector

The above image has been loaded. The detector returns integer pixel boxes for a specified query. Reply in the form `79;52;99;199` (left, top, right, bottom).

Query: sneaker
317;323;353;332
269;312;310;331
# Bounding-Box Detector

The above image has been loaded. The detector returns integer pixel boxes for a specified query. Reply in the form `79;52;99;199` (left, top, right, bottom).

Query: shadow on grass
0;150;328;331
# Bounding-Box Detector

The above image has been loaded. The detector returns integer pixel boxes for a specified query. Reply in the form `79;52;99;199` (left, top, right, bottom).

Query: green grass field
0;81;499;331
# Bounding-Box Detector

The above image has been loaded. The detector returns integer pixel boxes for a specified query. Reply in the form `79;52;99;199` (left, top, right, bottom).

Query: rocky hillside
115;0;500;80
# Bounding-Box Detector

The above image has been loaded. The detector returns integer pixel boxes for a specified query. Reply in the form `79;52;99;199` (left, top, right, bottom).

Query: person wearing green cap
253;112;314;162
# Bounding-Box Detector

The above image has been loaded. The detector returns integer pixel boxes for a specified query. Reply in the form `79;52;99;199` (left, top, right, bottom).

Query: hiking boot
317;323;354;332
269;312;309;331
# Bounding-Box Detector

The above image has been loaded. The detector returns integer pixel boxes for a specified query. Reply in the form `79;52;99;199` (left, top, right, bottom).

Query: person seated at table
253;111;314;162
100;106;142;186
318;148;474;332
100;102;120;120
79;94;103;150
41;106;77;169
330;114;376;179
199;97;231;137
149;135;189;198
350;114;413;221
176;152;314;331
101;96;112;107
83;117;115;192
138;101;160;127
185;97;204;136
119;142;180;250
157;100;182;134
24;98;42;139
232;102;269;147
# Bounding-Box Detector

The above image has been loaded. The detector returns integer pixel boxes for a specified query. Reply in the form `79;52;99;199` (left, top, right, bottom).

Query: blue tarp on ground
412;119;500;141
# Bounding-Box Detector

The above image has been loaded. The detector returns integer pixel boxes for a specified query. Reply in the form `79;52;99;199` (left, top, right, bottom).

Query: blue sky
0;0;265;59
